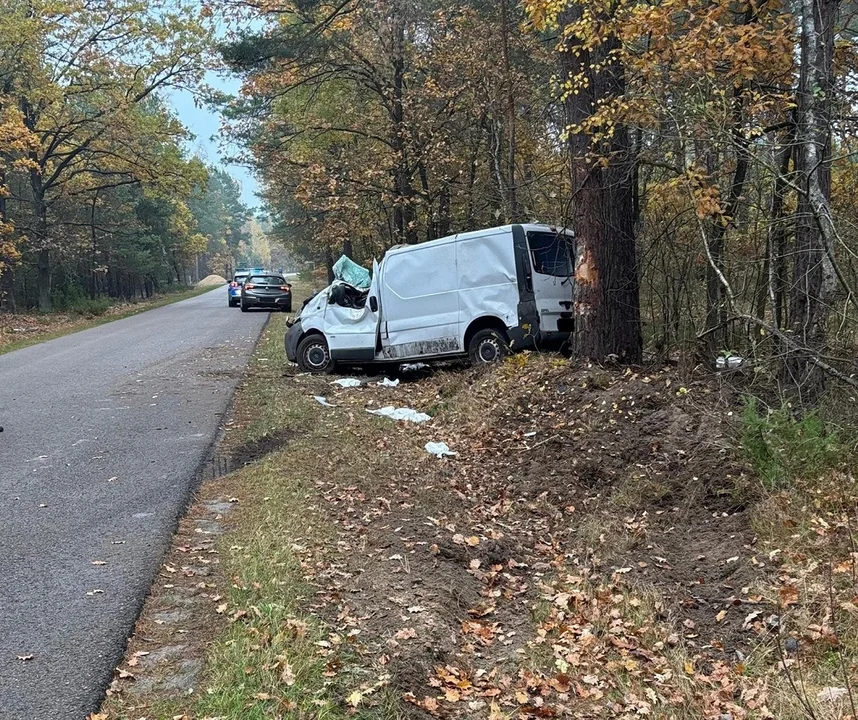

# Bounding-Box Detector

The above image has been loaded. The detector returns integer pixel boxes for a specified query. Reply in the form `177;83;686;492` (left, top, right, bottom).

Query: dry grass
0;285;212;355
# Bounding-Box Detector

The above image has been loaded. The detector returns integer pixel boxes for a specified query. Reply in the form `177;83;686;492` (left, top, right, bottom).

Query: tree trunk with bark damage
559;9;642;363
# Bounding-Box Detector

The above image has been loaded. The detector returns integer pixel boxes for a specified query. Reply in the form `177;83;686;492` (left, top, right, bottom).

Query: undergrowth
739;397;842;488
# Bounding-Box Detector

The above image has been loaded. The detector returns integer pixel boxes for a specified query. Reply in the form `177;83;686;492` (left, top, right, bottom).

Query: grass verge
189;316;402;720
0;284;215;355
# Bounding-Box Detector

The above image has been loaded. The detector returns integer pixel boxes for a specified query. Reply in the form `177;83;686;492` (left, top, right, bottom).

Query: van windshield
527;231;573;277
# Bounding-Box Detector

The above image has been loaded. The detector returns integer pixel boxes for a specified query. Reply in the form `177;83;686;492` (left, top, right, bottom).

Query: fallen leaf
817;687;848;703
347;690;363;707
779;584;799;607
465;536;480;547
281;662;295;686
715;610;727;622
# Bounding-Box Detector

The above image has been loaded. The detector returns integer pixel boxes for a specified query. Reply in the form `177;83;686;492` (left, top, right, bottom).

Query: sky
169;72;262;211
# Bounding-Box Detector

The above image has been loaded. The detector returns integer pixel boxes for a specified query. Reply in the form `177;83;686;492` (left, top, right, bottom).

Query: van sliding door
381;242;460;359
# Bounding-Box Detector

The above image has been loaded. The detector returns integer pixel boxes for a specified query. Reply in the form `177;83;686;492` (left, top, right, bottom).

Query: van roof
384;224;572;258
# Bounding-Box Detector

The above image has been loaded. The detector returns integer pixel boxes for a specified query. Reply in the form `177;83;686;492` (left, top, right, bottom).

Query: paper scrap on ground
425;441;457;457
378;378;400;387
332;378;362;388
314;396;337;408
401;363;429;372
367;406;431;423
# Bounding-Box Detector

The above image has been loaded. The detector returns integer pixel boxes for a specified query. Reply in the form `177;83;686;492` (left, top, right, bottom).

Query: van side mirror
369;296;378;312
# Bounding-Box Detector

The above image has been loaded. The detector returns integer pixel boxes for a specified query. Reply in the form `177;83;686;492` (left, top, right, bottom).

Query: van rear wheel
468;328;510;365
297;335;336;374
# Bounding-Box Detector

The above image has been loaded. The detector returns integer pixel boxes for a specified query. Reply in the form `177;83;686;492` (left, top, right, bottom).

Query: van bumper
285;320;302;362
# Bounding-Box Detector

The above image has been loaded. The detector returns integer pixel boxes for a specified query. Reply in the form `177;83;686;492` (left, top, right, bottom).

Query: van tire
468;328;509;365
297;335;336;374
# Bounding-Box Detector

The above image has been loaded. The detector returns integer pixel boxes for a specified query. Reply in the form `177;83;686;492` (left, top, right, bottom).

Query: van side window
528;232;573;277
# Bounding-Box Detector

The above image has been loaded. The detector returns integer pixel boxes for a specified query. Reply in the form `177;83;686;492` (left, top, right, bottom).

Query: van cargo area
285;224;574;373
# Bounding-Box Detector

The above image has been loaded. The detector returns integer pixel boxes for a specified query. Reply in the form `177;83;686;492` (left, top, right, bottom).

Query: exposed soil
283;359;772;716
228;427;295;466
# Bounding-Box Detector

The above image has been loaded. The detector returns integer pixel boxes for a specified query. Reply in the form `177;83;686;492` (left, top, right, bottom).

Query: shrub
65;296;112;316
740;397;842;489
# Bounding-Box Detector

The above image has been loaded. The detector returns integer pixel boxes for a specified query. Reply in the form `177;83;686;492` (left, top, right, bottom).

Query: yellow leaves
522;0;568;31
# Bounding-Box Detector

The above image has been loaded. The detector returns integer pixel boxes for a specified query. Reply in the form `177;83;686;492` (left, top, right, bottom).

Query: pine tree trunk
559;10;642;363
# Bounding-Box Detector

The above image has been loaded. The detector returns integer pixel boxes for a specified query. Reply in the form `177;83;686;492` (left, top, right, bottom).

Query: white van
285;224;574;373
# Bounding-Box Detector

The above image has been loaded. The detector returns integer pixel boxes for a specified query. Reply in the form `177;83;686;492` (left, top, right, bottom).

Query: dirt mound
196;274;227;287
421;361;761;653
288;357;768;715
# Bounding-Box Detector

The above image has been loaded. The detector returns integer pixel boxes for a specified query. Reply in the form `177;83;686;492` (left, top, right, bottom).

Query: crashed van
285;224;574;373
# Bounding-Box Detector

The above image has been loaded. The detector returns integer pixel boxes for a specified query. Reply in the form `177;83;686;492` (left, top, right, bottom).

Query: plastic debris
332;255;371;289
332;378;362;388
378;378;400;387
425;441;457;457
523;431;537;438
715;355;744;370
401;363;429;372
314;396;337;408
367;406;431;423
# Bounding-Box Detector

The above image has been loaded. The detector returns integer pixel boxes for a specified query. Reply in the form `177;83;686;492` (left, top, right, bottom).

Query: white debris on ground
314;396;338;407
716;355;744;370
332;378;362;388
425;441;457;457
366;406;431;423
378;378;400;387
400;363;429;372
195;274;227;287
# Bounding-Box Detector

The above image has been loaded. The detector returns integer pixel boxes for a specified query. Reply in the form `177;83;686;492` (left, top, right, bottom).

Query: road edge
85;309;275;718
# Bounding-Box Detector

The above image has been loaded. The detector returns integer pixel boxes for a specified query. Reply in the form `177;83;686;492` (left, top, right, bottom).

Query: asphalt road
0;288;270;719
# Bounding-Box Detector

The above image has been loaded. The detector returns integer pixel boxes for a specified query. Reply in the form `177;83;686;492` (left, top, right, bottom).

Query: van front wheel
297;335;336;374
468;328;510;365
